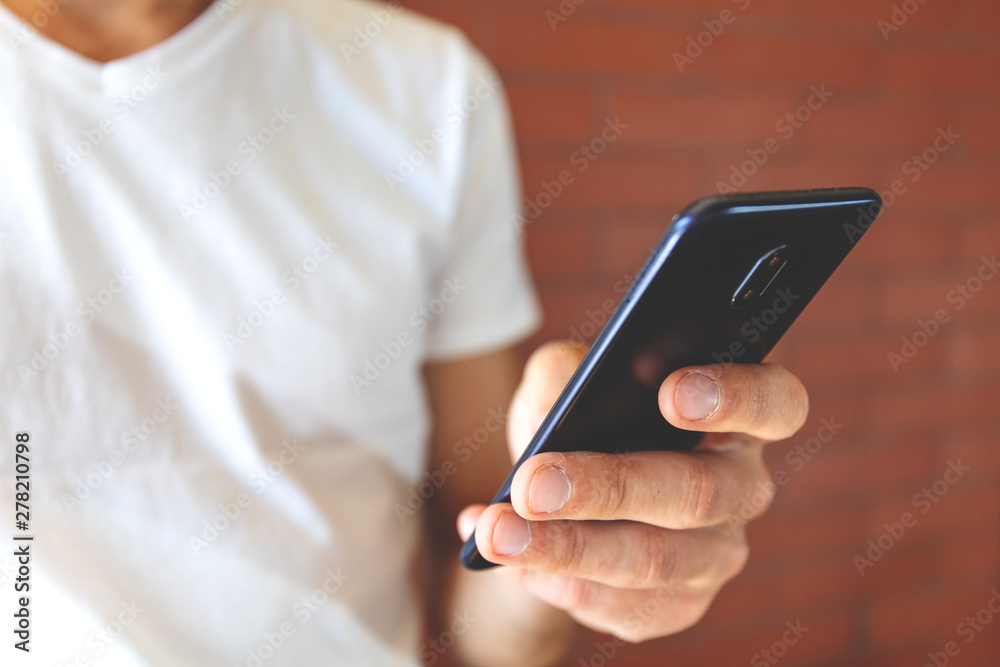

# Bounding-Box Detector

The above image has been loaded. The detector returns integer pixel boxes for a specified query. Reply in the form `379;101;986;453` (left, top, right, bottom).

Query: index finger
509;448;772;530
658;363;809;442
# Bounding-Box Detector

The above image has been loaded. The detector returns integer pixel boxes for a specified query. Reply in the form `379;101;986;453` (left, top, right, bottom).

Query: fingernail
529;466;571;514
676;372;720;421
493;512;531;556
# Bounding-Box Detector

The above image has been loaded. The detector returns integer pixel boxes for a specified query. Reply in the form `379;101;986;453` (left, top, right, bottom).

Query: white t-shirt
0;0;539;664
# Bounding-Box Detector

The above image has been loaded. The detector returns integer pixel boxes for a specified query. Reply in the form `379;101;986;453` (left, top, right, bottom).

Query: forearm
421;348;580;665
444;557;579;667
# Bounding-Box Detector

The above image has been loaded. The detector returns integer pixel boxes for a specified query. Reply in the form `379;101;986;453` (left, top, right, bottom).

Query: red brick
495;14;693;75
805;100;958;151
877;268;977;325
877;257;1000;324
870;585;1000;647
780;557;862;608
894;164;1000;208
533;283;610;341
612;89;802;147
948;328;1000;379
888;49;1000;95
962;222;1000;260
709;34;881;88
506;83;594;141
611;0;801;18
793;331;944;384
849;207;960;267
858;543;936;593
941;532;1000;580
865;484;1000;543
784;270;881;336
778;435;938;503
694;612;853;666
524;216;594;278
972;0;1000;34
961;106;1000;153
944;427;1000;476
520;154;698;208
809;0;970;35
706;154;884;196
597;212;667;274
749;506;863;559
704;571;779;621
404;3;1000;665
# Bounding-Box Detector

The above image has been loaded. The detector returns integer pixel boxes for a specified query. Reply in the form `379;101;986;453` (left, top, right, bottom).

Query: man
0;0;808;665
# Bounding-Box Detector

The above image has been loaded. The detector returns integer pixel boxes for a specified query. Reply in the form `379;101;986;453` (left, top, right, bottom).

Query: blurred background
407;0;1000;664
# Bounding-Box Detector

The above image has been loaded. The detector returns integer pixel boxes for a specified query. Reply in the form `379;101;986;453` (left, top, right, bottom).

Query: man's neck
2;0;214;62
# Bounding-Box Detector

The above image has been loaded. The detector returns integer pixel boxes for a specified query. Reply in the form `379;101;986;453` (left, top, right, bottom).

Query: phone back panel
461;187;882;569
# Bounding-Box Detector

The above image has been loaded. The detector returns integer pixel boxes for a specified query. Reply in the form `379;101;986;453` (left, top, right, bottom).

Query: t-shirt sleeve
423;46;542;361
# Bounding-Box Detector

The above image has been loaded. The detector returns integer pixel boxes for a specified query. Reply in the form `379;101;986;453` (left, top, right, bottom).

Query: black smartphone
461;186;883;570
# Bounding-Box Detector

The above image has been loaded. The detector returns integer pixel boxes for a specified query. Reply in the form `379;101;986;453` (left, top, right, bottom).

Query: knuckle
721;536;750;581
556;575;593;609
636;530;677;588
787;376;810;433
741;380;772;432
750;470;777;519
549;521;587;573
595;455;631;519
678;457;719;527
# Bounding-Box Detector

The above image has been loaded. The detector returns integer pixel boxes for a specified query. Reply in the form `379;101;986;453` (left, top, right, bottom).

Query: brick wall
407;0;1000;664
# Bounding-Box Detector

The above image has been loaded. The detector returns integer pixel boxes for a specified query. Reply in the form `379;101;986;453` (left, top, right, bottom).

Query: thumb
507;341;588;462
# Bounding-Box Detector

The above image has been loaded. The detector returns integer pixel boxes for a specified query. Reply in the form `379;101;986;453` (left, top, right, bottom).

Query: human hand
457;341;808;641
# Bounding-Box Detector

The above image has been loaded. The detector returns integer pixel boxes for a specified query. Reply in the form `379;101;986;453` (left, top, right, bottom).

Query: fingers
658;363;809;442
507;341;587;459
509;449;773;529
473;503;748;590
501;569;717;642
457;504;486;541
